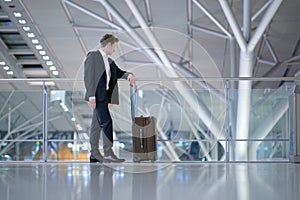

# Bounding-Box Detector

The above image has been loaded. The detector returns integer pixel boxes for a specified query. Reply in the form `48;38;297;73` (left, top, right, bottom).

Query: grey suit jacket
84;50;131;104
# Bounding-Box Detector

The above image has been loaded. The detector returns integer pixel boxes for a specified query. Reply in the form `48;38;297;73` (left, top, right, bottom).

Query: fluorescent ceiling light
35;45;43;50
49;66;56;71
7;71;13;75
46;61;53;65
18;19;26;24
27;33;35;38
23;68;49;76
23;26;30;31
0;61;5;65
39;51;46;55
13;12;22;17
43;56;49;60
28;81;55;86
32;39;39;44
52;71;59;75
3;66;9;70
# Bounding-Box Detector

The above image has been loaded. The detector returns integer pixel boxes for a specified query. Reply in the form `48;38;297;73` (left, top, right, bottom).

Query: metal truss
187;0;293;160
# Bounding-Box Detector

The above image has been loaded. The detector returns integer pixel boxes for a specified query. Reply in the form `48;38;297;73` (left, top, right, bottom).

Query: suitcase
130;85;157;162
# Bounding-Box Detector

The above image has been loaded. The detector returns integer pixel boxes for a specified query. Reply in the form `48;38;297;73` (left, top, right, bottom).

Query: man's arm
113;61;135;84
84;52;97;108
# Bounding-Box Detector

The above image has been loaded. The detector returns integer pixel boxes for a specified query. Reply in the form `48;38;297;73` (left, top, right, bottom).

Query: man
84;34;135;163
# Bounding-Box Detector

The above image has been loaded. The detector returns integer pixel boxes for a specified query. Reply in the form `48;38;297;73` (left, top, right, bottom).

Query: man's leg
95;101;125;162
90;109;110;163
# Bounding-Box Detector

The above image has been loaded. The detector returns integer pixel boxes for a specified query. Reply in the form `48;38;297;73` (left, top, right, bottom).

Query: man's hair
100;34;119;47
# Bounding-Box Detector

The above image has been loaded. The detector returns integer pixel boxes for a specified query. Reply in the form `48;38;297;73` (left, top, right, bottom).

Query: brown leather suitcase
130;85;157;162
132;116;157;162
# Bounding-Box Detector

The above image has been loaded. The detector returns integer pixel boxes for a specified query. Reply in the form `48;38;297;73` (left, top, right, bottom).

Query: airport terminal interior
0;0;300;199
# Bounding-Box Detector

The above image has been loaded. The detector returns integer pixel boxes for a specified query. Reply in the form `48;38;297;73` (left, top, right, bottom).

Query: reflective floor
0;162;300;200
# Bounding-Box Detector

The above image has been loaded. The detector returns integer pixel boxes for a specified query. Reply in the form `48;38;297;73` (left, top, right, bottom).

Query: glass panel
228;81;294;162
46;141;89;161
0;78;296;162
0;87;44;161
230;140;290;161
0;141;43;161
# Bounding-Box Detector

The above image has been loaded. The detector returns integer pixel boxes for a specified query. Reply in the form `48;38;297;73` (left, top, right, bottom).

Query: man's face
106;42;117;56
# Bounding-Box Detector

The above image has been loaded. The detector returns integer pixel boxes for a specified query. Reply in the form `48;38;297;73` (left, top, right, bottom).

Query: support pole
290;84;300;163
42;82;48;162
243;0;251;41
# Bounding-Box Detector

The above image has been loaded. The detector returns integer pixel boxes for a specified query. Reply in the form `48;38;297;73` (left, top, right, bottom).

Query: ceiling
0;0;299;134
0;0;299;81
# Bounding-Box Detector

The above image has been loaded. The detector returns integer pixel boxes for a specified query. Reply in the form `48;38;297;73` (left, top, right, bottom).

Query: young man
84;34;135;163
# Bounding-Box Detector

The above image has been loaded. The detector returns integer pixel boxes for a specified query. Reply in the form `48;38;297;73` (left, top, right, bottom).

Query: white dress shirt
99;49;111;90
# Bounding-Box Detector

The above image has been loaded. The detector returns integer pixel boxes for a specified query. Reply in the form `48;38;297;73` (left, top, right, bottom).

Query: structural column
235;51;254;160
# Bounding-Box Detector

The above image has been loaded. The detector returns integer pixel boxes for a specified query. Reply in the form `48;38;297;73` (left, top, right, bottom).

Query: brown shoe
90;150;111;163
104;149;125;163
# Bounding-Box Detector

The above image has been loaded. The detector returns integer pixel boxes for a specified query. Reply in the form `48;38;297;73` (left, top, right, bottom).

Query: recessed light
35;45;43;50
52;71;59;75
28;81;55;86
49;66;56;71
23;26;30;31
0;61;5;65
3;66;9;70
13;12;22;18
42;56;49;60
32;39;39;44
27;33;35;38
7;71;13;75
46;61;53;65
18;19;26;24
39;51;46;55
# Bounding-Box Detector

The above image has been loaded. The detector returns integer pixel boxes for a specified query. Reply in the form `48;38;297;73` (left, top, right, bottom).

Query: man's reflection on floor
89;164;113;200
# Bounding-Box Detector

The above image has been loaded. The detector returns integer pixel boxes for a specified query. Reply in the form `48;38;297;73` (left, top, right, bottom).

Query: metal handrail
0;138;289;142
0;76;299;82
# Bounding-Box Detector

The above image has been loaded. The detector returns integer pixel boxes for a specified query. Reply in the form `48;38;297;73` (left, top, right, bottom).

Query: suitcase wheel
133;157;141;163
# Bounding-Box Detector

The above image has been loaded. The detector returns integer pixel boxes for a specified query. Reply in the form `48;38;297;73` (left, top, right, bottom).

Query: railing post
42;82;48;162
290;84;300;163
225;80;230;162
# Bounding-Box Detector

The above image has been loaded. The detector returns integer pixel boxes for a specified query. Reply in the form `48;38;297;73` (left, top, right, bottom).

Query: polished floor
0;162;300;200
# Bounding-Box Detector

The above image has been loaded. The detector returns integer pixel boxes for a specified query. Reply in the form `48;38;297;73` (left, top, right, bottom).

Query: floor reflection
0;162;299;200
89;165;113;200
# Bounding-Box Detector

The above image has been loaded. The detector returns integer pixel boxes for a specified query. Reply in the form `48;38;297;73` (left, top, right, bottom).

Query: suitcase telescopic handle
130;84;138;121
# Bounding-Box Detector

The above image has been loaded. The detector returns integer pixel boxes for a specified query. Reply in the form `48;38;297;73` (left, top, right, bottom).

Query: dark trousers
90;100;113;153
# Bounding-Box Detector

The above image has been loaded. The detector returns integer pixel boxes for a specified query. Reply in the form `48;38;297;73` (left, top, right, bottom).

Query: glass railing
0;77;297;162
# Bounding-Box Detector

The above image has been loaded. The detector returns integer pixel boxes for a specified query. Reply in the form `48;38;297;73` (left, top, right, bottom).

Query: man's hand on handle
127;74;135;85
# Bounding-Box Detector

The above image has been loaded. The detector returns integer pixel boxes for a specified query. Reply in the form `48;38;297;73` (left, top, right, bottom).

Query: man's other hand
88;98;96;109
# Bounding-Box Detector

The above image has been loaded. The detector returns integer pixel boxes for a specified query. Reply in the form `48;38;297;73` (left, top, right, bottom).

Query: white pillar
235;51;254;160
